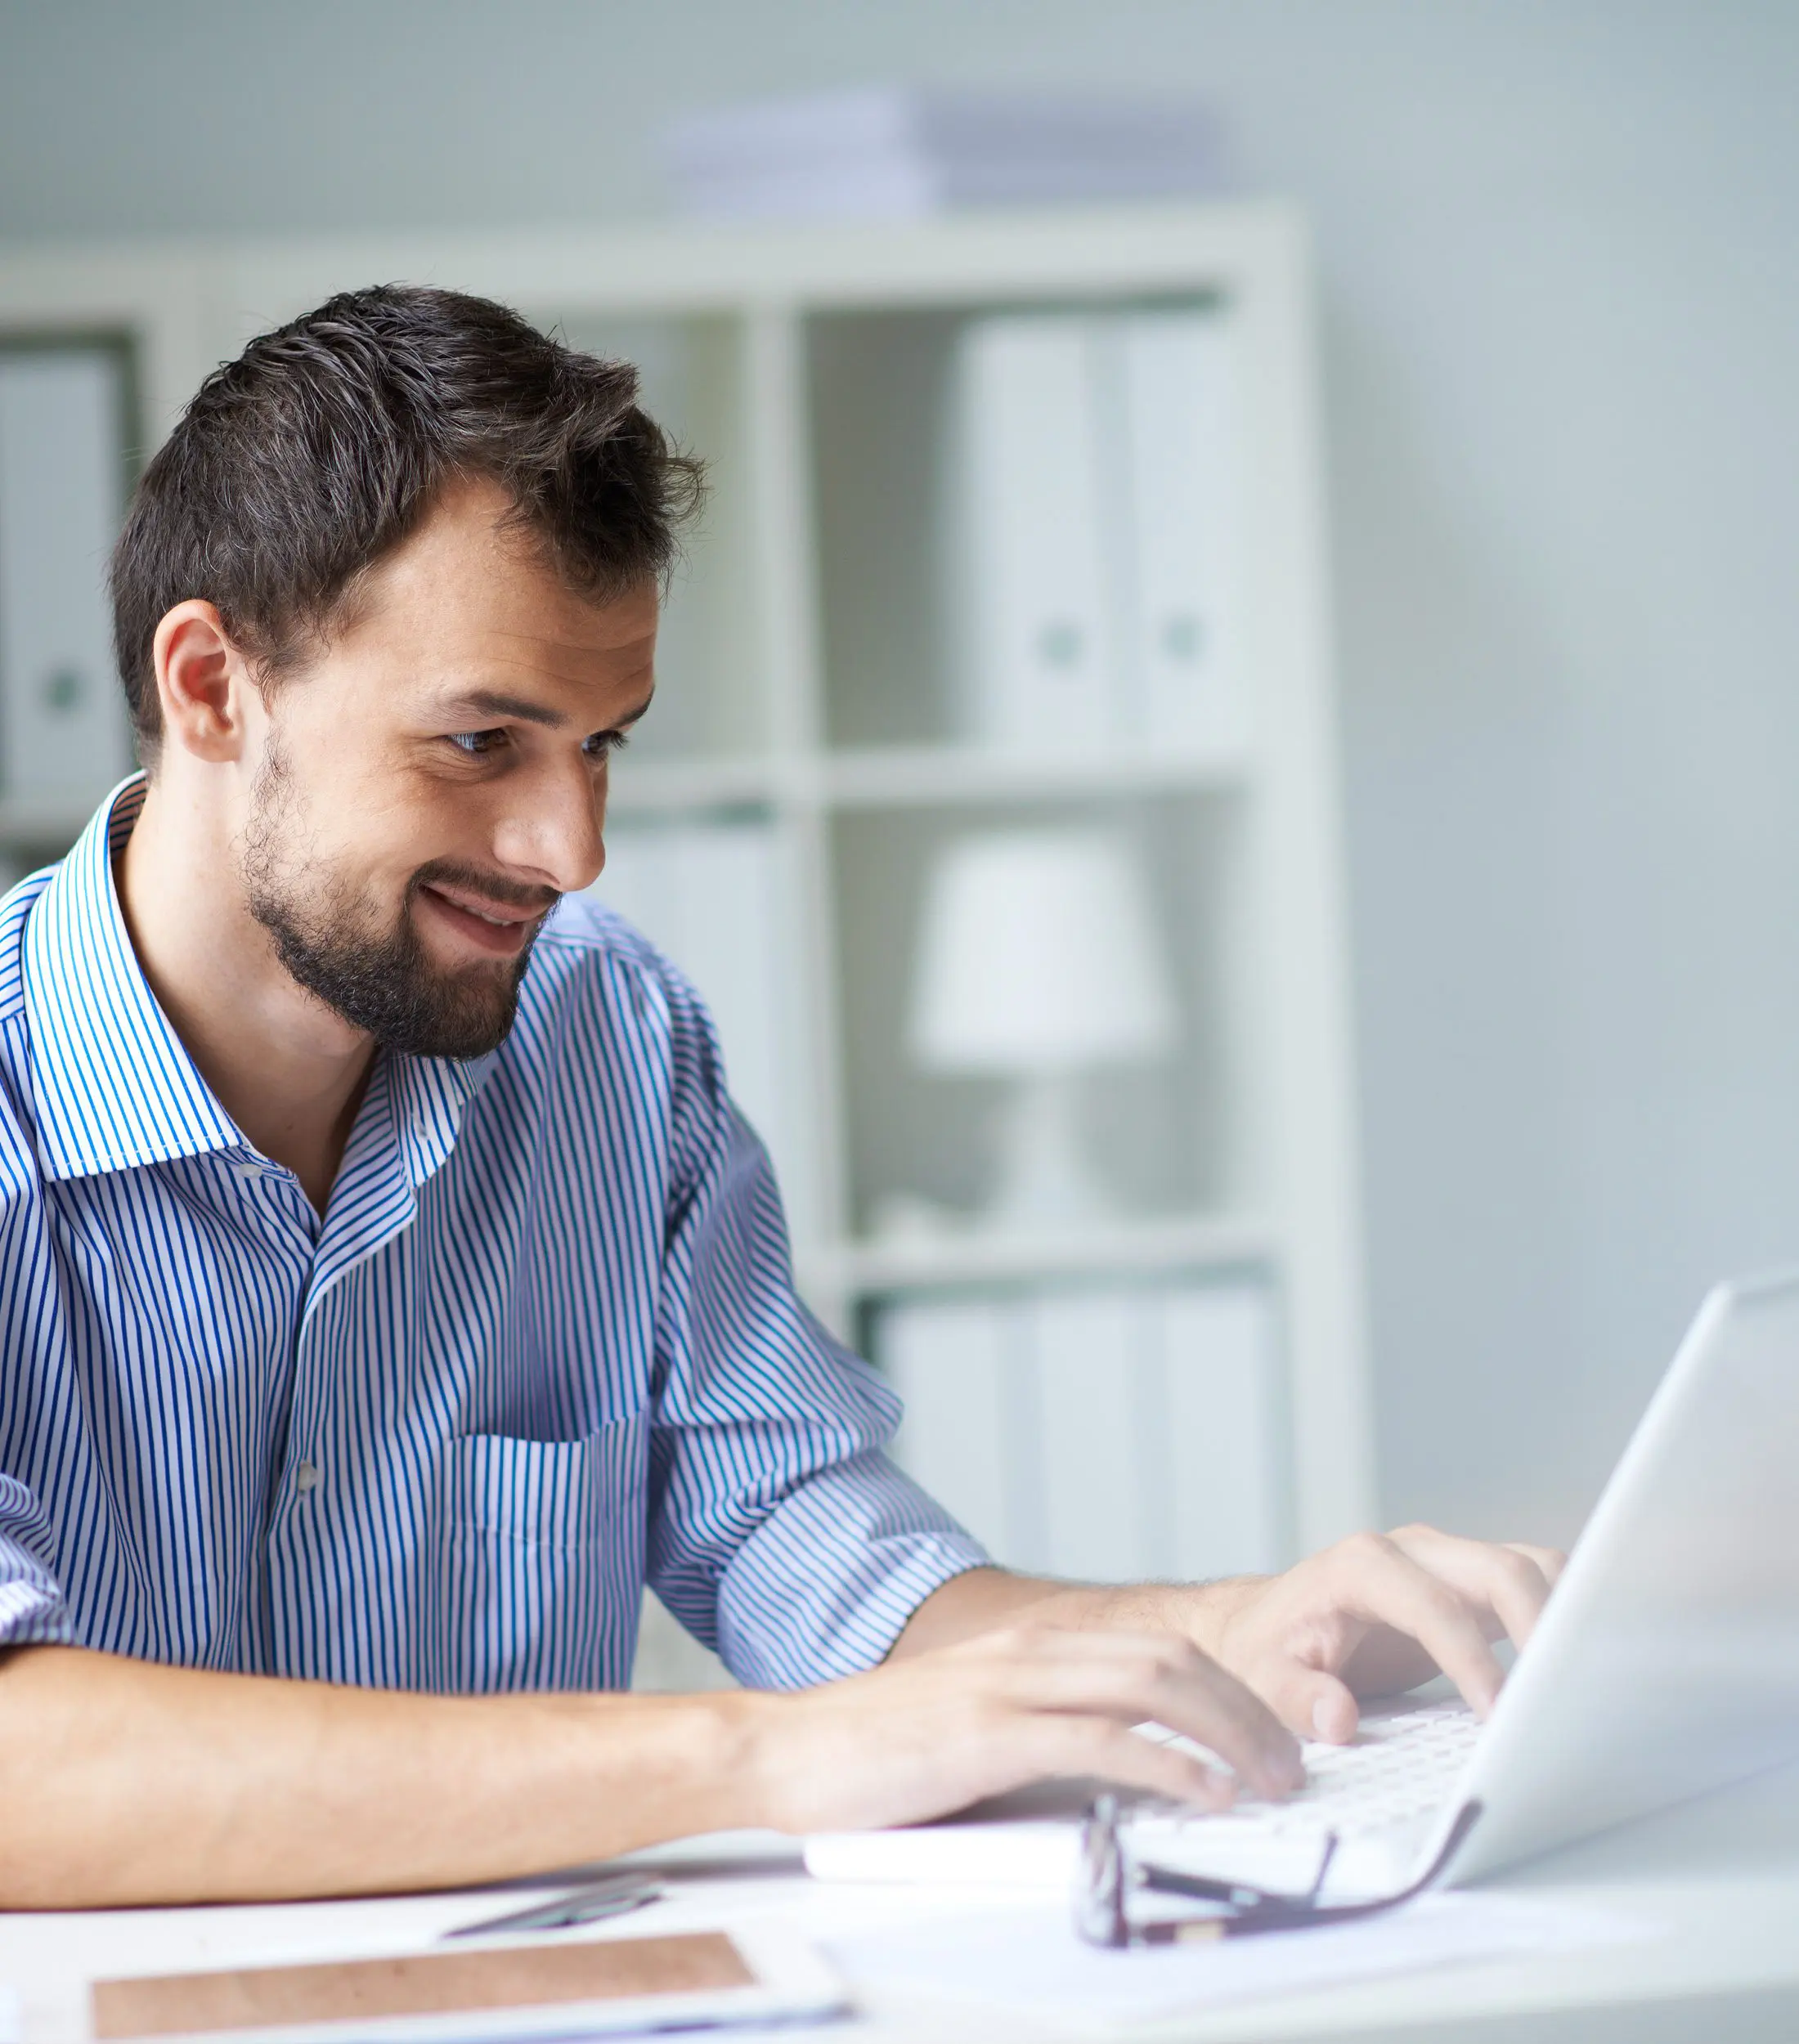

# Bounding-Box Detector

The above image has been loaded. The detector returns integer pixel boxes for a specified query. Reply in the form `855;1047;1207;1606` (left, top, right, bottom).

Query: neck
116;778;376;1215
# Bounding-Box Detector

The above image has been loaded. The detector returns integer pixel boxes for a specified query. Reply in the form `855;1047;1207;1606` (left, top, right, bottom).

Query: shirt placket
258;1054;476;1681
213;1153;321;1675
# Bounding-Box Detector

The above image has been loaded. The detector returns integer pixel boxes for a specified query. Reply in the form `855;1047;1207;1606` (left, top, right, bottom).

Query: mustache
408;860;563;917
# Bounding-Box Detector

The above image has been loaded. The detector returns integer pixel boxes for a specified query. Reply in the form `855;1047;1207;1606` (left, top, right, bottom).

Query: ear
151;601;262;764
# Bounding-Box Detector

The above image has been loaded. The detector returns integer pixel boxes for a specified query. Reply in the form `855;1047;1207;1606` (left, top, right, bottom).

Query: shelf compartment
828;790;1258;1239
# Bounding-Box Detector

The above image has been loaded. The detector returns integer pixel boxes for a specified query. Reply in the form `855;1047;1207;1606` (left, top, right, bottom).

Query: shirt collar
25;777;241;1181
387;1044;494;1192
23;775;492;1187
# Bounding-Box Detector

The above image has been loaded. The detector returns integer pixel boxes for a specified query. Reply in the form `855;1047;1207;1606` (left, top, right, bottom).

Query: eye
584;728;632;760
446;729;507;757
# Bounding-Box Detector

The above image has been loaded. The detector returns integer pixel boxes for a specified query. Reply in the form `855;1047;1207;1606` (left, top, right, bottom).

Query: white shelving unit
0;203;1375;1556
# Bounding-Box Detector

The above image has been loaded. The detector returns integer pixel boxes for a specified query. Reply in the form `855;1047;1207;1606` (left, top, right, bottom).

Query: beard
240;740;556;1060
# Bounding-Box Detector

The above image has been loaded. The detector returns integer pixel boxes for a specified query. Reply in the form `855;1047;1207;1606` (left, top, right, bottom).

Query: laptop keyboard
1128;1701;1480;1892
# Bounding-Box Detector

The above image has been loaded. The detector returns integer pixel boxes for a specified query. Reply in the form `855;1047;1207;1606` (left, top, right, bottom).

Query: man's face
238;482;657;1059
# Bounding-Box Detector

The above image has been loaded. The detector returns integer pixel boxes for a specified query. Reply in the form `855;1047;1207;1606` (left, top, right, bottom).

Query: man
0;287;1560;1907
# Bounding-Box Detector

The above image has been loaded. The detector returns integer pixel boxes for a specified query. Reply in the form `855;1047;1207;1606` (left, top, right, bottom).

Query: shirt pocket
428;1412;648;1695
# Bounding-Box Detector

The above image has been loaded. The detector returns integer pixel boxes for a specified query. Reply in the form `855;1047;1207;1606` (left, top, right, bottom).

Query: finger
1137;1661;1304;1797
1505;1541;1569;1588
1011;1713;1240;1811
1332;1535;1509;1715
969;1627;1292;1791
1388;1530;1558;1650
1256;1663;1358;1746
1427;1540;1553;1652
987;1633;1303;1796
1136;1643;1303;1794
1485;1549;1556;1647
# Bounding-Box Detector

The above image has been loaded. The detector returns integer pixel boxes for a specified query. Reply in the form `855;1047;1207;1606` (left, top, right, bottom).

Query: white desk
7;1760;1799;2043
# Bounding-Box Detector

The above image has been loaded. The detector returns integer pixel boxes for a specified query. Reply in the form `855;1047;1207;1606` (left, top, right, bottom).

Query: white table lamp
907;826;1178;1226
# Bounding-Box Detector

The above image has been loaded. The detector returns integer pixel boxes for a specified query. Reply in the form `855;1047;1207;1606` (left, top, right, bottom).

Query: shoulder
535;890;666;977
532;891;700;1012
516;892;721;1071
503;895;729;1186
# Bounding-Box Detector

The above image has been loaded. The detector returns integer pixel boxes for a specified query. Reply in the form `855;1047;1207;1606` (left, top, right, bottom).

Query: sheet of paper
826;1890;1653;2030
0;1983;19;2044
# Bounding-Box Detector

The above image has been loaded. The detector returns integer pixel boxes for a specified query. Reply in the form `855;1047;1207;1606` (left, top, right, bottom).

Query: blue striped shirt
0;780;984;1691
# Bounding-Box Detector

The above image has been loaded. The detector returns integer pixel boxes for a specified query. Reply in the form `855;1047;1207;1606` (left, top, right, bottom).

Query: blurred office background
2;0;1796;1567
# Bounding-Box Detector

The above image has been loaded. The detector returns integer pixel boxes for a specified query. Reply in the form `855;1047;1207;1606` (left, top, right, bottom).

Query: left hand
1207;1523;1567;1743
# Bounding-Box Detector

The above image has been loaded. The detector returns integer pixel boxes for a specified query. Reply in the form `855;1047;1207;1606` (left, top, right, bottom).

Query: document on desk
827;1890;1653;2029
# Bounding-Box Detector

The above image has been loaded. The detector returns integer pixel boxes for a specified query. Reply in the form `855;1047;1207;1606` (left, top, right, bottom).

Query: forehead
328;480;658;704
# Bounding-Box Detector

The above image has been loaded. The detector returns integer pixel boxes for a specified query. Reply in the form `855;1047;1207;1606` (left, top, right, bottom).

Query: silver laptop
808;1268;1799;1898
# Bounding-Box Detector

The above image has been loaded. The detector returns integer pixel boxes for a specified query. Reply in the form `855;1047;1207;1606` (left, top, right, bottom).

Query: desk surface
7;1759;1799;2043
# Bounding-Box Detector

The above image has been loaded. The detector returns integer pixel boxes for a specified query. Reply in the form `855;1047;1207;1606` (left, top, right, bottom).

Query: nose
491;755;606;895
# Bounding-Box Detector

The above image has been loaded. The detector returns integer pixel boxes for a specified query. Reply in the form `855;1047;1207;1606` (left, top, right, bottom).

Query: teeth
433;890;517;928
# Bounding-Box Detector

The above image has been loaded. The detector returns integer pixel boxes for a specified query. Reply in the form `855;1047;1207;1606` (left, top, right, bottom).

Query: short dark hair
111;283;704;760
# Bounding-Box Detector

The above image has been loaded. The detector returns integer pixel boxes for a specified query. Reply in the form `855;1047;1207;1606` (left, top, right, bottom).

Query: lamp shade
908;827;1178;1076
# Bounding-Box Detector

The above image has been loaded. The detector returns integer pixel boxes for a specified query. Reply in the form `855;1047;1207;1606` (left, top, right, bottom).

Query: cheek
310;746;460;854
274;712;499;883
272;791;426;923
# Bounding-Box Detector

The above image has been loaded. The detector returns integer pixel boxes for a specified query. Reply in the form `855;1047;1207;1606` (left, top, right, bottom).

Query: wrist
563;1688;769;1845
1030;1575;1270;1660
1178;1574;1268;1660
704;1688;802;1834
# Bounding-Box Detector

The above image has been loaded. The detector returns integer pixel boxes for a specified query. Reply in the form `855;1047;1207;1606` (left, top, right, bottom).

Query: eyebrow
440;688;654;733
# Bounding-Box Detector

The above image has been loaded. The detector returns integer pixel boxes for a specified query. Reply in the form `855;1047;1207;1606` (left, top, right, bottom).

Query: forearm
0;1645;757;1908
890;1565;1267;1661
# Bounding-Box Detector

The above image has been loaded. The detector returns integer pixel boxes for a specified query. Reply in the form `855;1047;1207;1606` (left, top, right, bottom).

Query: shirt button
294;1460;320;1495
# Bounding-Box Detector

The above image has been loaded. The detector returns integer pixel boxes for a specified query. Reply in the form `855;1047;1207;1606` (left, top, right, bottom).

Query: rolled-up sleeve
644;975;987;1688
0;1472;71;1647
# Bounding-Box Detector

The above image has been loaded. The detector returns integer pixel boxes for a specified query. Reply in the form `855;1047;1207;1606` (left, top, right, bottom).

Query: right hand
738;1624;1305;1836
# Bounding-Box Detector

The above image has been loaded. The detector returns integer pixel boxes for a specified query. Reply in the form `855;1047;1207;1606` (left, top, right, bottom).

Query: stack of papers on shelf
663;87;1224;222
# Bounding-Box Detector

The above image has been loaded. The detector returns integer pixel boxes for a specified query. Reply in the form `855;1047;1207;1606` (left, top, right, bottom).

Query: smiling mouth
416;881;554;957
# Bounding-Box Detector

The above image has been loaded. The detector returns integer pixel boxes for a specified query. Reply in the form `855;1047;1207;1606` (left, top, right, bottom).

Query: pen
442;1871;663;1939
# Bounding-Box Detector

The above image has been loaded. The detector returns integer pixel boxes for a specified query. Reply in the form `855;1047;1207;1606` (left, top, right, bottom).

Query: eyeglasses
1073;1793;1483;1948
